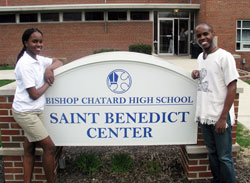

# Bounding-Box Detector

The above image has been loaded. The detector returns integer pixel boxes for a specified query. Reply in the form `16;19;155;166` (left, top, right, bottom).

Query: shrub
143;160;161;175
93;49;119;54
110;153;133;173
76;152;103;175
129;44;152;55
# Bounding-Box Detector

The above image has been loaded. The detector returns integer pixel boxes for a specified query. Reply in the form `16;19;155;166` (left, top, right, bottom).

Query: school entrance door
158;18;189;55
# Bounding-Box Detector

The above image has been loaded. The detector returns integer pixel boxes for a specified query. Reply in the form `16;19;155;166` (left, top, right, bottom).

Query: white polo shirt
13;52;52;112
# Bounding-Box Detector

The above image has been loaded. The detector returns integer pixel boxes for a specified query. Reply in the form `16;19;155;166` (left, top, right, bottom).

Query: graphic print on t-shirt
198;68;212;92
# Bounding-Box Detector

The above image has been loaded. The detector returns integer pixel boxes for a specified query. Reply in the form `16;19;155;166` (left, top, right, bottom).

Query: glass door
178;19;189;55
158;19;174;54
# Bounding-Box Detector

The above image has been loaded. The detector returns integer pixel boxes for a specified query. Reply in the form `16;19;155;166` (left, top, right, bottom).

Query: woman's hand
45;67;54;86
44;59;63;86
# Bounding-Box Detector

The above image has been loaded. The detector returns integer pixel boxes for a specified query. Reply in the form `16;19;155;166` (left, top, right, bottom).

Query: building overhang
0;3;200;12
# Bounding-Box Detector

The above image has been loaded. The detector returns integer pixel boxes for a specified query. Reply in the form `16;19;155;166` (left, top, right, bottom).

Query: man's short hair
196;23;214;33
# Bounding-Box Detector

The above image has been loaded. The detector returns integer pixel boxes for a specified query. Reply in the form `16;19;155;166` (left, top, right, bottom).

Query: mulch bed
55;146;250;183
55;146;205;183
0;146;249;182
238;69;250;81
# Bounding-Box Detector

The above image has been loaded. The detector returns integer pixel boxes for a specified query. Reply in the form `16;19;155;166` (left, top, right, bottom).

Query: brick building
0;0;249;68
0;1;247;182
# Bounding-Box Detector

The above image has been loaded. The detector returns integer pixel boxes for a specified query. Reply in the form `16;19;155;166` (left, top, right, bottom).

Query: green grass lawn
0;80;15;87
236;123;250;150
0;65;15;87
244;80;250;85
0;65;14;70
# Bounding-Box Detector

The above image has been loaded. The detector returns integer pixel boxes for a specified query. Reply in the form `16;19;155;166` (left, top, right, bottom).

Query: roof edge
0;3;200;12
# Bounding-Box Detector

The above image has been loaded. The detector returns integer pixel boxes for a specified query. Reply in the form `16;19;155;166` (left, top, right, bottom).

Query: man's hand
215;118;227;134
191;70;200;79
215;81;237;134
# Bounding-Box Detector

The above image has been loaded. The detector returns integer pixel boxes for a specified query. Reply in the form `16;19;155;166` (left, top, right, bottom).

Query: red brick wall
0;22;153;65
0;0;192;6
196;0;250;69
0;96;17;148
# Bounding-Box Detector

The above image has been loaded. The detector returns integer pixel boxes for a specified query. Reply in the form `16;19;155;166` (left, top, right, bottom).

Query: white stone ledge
233;54;241;59
0;147;43;156
185;143;241;154
0;82;16;96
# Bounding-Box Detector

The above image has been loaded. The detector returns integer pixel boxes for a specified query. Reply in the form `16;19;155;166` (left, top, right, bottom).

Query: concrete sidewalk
0;70;15;80
0;55;249;130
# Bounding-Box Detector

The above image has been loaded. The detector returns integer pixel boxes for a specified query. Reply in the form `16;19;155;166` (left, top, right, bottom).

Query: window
236;20;250;51
159;11;189;18
41;13;59;22
20;13;38;23
85;12;104;21
0;14;16;23
108;12;127;21
130;11;149;20
63;12;82;21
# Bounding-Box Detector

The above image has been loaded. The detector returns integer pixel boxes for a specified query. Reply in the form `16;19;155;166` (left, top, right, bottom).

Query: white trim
38;12;41;22
0;3;200;12
0;82;16;95
149;11;154;21
185;143;241;154
0;147;43;156
59;12;63;22
16;13;19;23
82;11;85;21
127;10;130;21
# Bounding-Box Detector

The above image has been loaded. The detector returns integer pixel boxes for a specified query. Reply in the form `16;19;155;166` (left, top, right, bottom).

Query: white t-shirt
195;48;239;125
13;52;53;112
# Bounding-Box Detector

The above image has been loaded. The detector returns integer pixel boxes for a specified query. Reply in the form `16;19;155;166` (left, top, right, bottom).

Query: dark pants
200;116;236;183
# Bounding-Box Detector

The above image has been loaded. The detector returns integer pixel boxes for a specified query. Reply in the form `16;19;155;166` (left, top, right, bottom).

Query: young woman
12;28;63;183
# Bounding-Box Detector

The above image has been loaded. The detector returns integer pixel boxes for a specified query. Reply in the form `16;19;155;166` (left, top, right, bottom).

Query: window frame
0;10;154;24
0;14;16;24
40;12;60;22
63;11;82;22
236;20;250;52
108;11;127;21
130;11;150;21
85;11;104;21
19;13;38;23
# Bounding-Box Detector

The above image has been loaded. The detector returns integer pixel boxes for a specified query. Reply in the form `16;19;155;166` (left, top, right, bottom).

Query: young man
191;23;239;183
